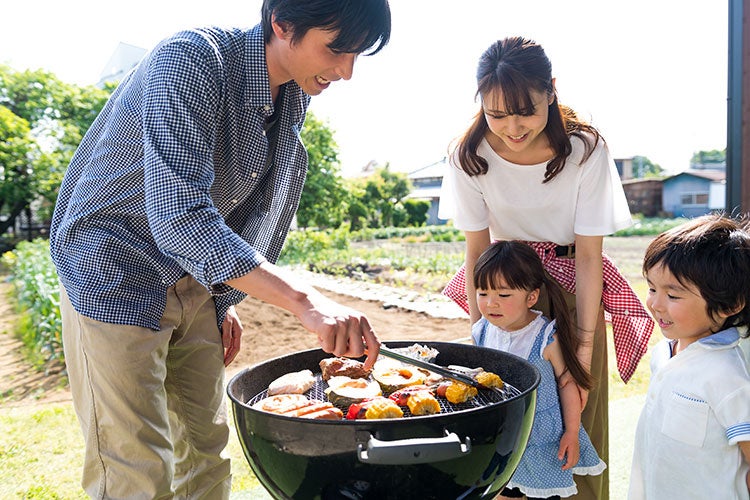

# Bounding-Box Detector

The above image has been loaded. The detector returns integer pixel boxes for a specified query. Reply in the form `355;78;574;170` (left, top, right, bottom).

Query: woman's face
482;88;552;160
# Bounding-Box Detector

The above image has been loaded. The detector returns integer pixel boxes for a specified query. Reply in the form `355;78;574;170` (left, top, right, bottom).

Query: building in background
661;169;726;217
96;42;146;88
621;178;663;217
406;158;448;226
614;157;635;180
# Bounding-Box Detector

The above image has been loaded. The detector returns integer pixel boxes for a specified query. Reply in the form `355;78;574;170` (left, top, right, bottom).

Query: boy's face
645;263;727;350
272;23;357;96
476;278;539;332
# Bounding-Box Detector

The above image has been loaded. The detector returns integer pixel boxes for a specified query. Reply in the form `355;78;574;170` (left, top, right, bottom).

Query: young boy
629;214;750;499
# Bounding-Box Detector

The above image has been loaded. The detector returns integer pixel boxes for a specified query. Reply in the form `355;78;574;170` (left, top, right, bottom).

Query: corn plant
2;239;63;368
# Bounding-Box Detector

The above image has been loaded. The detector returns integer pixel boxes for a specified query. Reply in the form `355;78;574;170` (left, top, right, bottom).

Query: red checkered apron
443;241;654;383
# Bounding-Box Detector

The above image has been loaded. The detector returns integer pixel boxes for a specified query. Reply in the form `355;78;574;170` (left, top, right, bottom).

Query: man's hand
225;262;380;368
221;305;243;366
299;293;381;370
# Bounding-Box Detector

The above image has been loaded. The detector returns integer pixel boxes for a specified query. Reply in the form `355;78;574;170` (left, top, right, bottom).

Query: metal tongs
377;345;481;388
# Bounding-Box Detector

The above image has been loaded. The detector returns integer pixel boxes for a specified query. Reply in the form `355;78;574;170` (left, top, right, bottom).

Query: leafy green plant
613;216;688;236
2;238;62;368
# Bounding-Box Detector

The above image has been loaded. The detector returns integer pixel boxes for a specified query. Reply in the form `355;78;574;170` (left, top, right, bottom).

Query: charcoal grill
227;341;540;499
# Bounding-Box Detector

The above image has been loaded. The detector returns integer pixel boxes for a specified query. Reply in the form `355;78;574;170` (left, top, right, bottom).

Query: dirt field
0;281;472;405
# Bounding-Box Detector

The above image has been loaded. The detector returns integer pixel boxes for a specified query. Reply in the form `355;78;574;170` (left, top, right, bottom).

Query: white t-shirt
438;135;632;244
628;329;750;500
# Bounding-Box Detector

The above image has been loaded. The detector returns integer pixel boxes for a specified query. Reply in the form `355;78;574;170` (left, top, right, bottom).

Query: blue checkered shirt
50;24;310;330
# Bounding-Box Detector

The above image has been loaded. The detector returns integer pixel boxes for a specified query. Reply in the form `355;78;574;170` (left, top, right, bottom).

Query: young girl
629;214;750;499
473;241;606;499
438;36;654;499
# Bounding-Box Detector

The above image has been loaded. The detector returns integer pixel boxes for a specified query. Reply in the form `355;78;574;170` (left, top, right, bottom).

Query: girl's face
645;263;729;351
482;88;552;162
476;276;539;332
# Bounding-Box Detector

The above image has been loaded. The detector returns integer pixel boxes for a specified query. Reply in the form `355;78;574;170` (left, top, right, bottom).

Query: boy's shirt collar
668;327;741;358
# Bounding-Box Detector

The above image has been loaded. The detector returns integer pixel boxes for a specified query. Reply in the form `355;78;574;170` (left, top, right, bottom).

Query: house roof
407;158;448;180
664;169;726;183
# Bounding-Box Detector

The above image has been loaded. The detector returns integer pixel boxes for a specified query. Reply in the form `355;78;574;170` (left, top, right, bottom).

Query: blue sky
2;1;729;175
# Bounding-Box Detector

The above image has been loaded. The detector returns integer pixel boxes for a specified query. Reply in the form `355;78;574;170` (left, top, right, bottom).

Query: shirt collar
245;24;308;125
697;327;741;350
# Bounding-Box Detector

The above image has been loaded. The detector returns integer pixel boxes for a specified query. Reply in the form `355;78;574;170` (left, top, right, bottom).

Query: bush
613;216;689;236
2;239;63;368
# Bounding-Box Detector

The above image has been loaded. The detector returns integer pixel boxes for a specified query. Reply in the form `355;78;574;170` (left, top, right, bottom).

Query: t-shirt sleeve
574;141;633;236
715;384;750;445
438;154;489;231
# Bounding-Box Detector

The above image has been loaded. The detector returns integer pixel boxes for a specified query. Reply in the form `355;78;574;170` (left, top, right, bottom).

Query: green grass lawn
0;399;261;499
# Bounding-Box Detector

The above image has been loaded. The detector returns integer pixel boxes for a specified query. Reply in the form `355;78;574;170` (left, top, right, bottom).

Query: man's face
275;26;358;96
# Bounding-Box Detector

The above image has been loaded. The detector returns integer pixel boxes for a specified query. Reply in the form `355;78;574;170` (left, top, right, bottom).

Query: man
49;1;391;497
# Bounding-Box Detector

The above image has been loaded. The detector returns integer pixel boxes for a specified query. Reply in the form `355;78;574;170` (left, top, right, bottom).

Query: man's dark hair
261;0;391;55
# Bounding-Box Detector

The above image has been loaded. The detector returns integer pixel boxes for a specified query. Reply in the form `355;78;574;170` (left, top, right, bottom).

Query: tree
0;106;39;237
297;112;349;229
0;65;110;233
345;164;413;228
631;156;664;179
690;148;726;166
403;199;430;226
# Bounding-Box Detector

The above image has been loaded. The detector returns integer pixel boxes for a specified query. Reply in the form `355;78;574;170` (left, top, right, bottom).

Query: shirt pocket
660;391;709;447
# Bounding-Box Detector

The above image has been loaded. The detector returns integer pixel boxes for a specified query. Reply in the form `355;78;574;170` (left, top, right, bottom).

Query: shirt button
623;309;630;315
263;105;271;111
251;172;257;178
231;199;238;204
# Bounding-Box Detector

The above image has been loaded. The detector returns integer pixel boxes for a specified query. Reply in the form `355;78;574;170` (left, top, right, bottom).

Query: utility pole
727;0;750;214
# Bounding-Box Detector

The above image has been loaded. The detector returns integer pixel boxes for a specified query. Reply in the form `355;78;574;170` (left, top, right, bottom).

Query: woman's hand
221;305;243;366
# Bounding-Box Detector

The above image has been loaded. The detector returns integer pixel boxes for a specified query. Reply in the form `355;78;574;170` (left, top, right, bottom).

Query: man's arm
226;261;381;368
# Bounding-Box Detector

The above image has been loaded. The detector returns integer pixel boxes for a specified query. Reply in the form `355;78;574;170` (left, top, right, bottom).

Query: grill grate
245;373;522;418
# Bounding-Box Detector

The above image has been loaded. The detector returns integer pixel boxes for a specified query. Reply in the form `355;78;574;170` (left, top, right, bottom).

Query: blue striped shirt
50;24;311;330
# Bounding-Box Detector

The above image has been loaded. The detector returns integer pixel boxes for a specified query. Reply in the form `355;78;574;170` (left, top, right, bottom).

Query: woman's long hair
473;241;593;389
455;36;601;183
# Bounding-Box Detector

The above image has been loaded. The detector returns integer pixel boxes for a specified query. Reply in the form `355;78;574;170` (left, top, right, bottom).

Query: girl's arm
740;441;750;492
464;229;492;325
545;335;582;470
572;233;603;408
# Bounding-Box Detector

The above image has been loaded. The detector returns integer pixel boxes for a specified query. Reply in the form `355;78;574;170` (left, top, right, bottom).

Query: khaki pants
60;275;231;499
537;277;609;500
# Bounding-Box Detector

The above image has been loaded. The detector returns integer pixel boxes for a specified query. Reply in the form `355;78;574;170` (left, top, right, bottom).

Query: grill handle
357;430;471;464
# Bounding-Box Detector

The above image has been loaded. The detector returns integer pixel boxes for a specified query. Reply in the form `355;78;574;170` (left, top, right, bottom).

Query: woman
438;36;654;499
